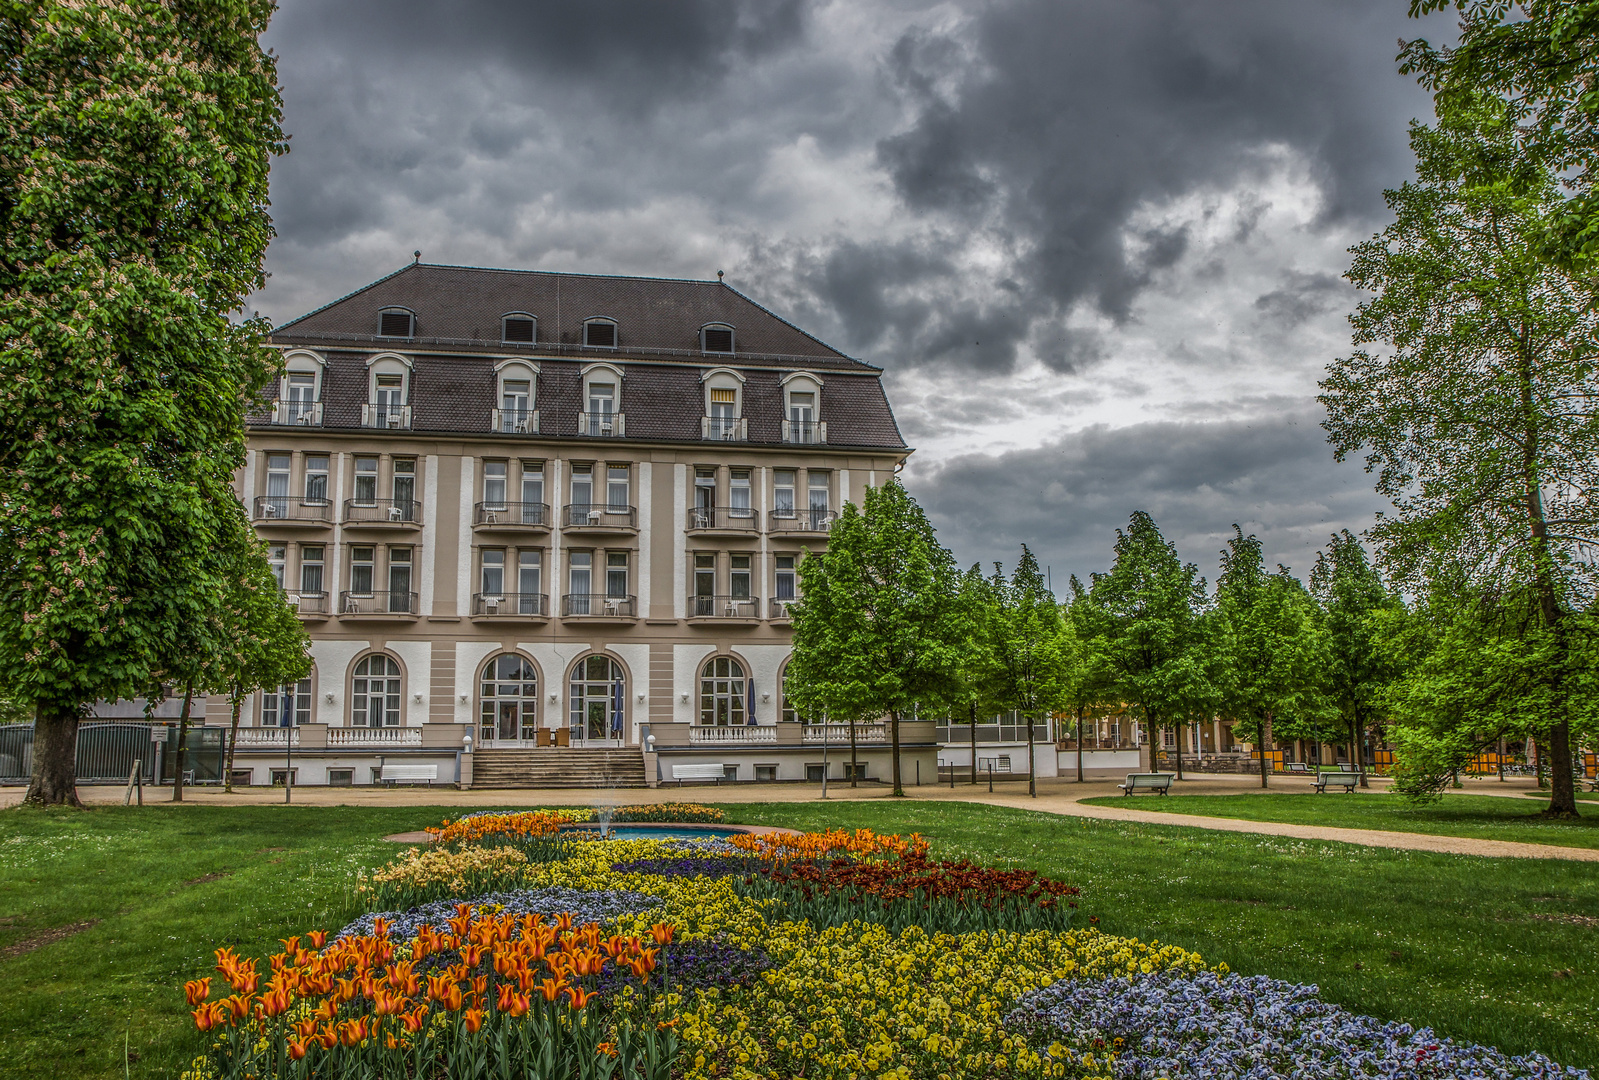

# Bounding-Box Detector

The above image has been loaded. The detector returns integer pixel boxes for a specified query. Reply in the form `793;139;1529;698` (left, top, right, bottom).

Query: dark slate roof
272;262;873;370
260;264;908;451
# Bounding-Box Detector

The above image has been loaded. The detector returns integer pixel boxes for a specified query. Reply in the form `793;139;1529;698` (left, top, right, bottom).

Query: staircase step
470;747;647;789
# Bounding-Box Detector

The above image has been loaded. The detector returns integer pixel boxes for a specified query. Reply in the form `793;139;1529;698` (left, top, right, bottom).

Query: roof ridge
417;261;724;287
274;262;419;332
718;281;877;369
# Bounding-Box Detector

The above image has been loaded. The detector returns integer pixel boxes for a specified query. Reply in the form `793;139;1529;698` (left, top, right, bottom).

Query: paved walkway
6;773;1591;862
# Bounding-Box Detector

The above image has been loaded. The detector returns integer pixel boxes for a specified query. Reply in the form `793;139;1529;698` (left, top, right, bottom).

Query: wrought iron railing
472;592;548;616
474;502;550;527
561;593;637;617
563;503;637;529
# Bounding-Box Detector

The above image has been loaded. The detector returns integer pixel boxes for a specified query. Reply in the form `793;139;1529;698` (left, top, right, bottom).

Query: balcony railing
271;401;322;426
491;407;540;434
474;502;551;527
689;725;776;744
685;505;760;532
361;403;412;429
701;416;747;441
577;412;625;437
472;592;549;617
563;503;637;529
688;595;760;619
768;597;798;620
782;419;826;444
236;727;298;747
291;592;328;616
768;509;837;533
343;499;422;525
804;723;887;744
338;591;418;616
330;726;421;748
561;593;637;617
253;496;333;524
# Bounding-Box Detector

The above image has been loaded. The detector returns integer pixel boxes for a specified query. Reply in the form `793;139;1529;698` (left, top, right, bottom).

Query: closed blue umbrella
746;677;756;725
612;679;624;739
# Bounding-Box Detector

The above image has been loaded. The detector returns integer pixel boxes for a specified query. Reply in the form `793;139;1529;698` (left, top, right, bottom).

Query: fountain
596;802;615;839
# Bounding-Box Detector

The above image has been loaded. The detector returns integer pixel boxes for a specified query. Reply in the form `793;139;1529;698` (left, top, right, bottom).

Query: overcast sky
253;0;1453;589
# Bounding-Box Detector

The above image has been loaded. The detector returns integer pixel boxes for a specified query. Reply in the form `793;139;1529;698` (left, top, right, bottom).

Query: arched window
352;655;402;728
570;655;625;742
263;676;313;727
700;656;747;727
480;654;538;743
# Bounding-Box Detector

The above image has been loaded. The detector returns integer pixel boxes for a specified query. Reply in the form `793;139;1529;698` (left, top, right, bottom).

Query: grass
1075;790;1599;849
0;799;1595;1077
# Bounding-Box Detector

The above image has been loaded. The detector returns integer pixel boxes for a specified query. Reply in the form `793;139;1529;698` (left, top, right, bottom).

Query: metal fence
0;721;225;785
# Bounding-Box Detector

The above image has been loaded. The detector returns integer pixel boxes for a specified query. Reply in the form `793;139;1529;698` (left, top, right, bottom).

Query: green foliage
983;547;1077;733
1309;531;1401;756
0;1;287;799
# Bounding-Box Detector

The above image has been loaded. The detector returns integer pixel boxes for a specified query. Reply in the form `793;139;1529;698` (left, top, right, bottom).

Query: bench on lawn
378;763;438;787
1284;762;1311;774
672;763;727;785
1117;773;1173;796
1313;771;1361;793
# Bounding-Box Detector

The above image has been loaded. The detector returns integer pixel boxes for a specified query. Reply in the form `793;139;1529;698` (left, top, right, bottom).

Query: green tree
945;564;1005;785
1321;104;1599;816
1061;576;1118;782
1214;527;1333;787
1308;531;1402;787
785;480;963;795
0;2;286;805
1085;512;1209;780
983;546;1076;797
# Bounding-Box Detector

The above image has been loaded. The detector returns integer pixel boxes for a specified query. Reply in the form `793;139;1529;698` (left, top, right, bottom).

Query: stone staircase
469;748;647;789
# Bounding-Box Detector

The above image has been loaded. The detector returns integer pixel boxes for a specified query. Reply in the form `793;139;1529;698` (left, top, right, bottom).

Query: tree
785;480;963;795
946;564;1005;785
0;2;286;804
983;546;1076;797
1062;576;1118;782
1308;531;1402;787
1321;103;1599;816
1085;512;1209;779
1213;528;1333;787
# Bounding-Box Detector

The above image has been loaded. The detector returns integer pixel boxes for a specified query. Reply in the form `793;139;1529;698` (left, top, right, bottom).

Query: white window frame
781;371;822;422
500;312;537;344
582;317;619;349
279;350;325;405
700;323;736;355
494;358;539;432
377;307;415;338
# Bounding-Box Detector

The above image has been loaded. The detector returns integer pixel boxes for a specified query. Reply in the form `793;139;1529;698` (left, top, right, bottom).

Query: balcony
252;496;333;527
804;722;888;744
474;502;551;530
271;401;322;427
561;593;637;619
291;592;329;620
768;509;836;534
562;503;638;533
472;592;549;619
338;591;419;618
343;499;422;529
689;724;776;744
576;412;625;437
361;403;412;430
782;419;827;444
329;726;422;748
701;416;747;441
685;505;760;534
687;595;760;622
768;597;798;621
490;407;540;435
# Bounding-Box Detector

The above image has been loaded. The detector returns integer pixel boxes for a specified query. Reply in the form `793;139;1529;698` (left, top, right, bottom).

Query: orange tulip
294;1017;320;1039
536;977;566;1003
307;930;328;949
316;1024;338;1050
372;917;391;939
184;978;211;1006
553;912;574;932
223;995;252;1022
464;1007;485;1034
442;984;465;1012
259;989;292;1018
287;1039;308;1061
460;944;484;969
563;985;598;1010
649;923;675;946
374;989;408;1016
338;1017;368;1047
192;1006;218;1032
401;1006;429;1034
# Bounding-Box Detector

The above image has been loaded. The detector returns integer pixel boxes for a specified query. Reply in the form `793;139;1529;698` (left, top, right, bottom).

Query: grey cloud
1254;271;1351;329
907;409;1391;585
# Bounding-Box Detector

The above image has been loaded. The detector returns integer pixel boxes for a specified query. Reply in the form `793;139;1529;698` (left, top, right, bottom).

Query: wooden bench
1117;773;1173;796
1284;762;1310;775
1313;771;1361;793
672;763;727;785
378;763;438;787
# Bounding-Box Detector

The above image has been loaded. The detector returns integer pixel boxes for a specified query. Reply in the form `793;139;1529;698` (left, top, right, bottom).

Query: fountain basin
559;822;762;841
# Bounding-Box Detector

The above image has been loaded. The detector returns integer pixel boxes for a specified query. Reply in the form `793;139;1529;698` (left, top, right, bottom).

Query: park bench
1117;773;1173;796
671;763;727;785
1284;762;1310;775
1313;771;1361;793
378;763;438;787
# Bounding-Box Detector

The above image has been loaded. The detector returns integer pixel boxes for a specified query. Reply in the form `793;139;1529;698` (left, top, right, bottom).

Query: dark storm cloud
910;409;1391;586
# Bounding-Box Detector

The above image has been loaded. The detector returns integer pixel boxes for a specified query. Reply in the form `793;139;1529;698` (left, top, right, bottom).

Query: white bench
378;763;438;787
1284;762;1311;775
1313;771;1361;793
1117;773;1173;796
672;763;727;785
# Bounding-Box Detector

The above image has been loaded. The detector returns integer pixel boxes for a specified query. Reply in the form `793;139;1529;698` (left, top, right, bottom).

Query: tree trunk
889;709;903;796
1257;711;1271;789
849;715;859;789
1075;711;1084;783
1351;714;1368;788
969;701;978;785
24;702;82;807
1546;718;1578;816
224;686;243;794
172;685;194;803
1026;712;1036;798
1173;724;1184;781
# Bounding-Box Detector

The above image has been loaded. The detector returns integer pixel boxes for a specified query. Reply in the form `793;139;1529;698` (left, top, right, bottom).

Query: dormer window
583;318;617;349
701;324;735;354
579;362;625;436
378;308;415;338
275;350;325;425
700;367;745;441
781;371;826;444
493;359;540;434
364;353;413;429
502;313;536;344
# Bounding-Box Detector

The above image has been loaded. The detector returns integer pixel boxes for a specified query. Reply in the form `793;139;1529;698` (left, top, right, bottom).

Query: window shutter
585;322;616;347
703;327;733;353
379;311;412;337
709;388;736;404
503;317;535;343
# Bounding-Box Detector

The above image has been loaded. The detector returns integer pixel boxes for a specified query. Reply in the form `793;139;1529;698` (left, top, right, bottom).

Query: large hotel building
216;262;941;787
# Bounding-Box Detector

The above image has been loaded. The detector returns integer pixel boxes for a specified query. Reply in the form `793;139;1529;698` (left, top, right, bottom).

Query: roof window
701;324;735;354
378;309;414;338
583;319;617;349
502;314;536;344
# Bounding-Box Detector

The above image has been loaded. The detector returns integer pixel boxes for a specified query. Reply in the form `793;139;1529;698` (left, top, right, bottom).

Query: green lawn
1076;790;1599;849
1;800;1595;1079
